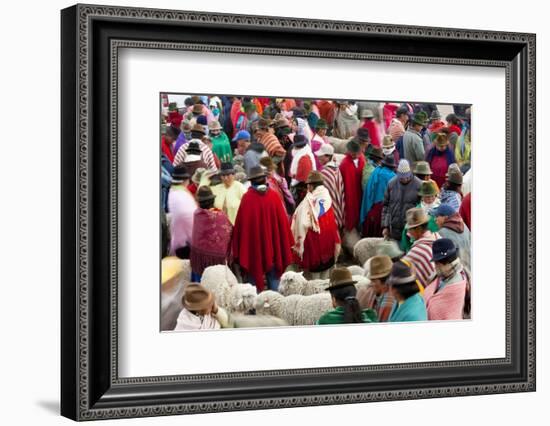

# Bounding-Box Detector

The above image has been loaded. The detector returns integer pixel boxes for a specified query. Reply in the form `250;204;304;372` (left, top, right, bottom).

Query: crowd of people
160;95;472;330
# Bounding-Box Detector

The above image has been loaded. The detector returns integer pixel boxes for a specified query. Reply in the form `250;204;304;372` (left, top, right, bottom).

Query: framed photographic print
61;3;536;421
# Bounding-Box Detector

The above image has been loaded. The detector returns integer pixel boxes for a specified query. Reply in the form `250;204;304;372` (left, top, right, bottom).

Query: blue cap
431;238;458;262
432;203;457;217
232;130;251;142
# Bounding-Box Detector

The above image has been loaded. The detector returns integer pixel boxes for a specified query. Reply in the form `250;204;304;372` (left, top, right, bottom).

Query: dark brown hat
368;255;393;280
182;284;214;312
247;165;267;181
191;123;206;135
387;260;417;286
326;267;357;291
196;185;216;203
256;118;271;131
305;170;324;185
219;162;235;175
381;155;396;169
368;146;384;161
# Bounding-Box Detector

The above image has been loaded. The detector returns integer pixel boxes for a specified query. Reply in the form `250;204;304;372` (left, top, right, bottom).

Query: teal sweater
389;293;427;322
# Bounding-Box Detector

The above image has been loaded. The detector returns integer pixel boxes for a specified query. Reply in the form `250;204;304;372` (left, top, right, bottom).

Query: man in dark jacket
382;159;422;242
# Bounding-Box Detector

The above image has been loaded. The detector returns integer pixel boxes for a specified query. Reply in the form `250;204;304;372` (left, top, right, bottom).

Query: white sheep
226;313;288;328
353;237;385;266
200;264;239;308
227;283;257;314
302;279;330;296
352;275;371;291
347;265;365;277
279;271;330;296
255;291;333;326
279;271;307;296
327;136;351;154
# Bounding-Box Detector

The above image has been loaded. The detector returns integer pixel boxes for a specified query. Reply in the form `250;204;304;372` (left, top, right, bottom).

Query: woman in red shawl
161;126;179;163
190;186;233;281
339;139;366;232
231;166;294;292
291;171;341;278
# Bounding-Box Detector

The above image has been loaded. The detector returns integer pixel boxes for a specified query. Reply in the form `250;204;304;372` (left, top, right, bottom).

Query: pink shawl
423;278;467;320
168;186;197;255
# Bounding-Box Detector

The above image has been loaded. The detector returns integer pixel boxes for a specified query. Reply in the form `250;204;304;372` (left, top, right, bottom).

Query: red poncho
161;135;174;162
339;154;366;231
459;192;471;231
231;188;294;291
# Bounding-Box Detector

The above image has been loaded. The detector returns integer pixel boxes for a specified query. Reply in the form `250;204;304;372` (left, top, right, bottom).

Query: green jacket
316;306;378;325
211;132;233;163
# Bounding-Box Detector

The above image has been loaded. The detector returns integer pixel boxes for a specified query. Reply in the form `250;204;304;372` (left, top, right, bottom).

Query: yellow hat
161;256;185;287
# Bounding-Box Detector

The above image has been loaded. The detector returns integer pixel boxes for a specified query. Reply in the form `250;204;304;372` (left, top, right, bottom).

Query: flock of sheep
163;237;384;329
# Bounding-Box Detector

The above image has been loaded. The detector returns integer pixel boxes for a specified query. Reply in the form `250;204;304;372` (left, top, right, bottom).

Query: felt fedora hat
182;284;215;312
381;154;396;169
196;185;216;203
446;165;463;185
368;146;384;161
247;165;267;181
418;180;438;197
412;111;428;126
382;135;395;148
171;165;190;182
326;267;357;291
431;238;458;262
405;207;430;229
368;255;393;280
219;162;236;175
185;141;202;155
413;161;433;175
387;260;417;286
